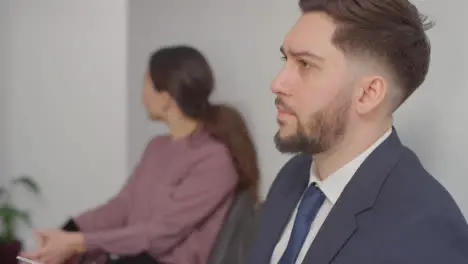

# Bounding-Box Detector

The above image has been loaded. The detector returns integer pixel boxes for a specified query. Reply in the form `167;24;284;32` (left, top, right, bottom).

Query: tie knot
297;183;325;221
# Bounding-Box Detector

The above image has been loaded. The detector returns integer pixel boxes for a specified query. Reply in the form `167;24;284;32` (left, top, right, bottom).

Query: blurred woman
23;45;260;264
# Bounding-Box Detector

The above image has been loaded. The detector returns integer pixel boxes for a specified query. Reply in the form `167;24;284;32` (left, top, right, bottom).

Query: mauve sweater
74;128;238;264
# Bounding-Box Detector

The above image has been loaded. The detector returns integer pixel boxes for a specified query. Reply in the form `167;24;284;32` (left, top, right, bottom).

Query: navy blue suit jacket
247;129;468;263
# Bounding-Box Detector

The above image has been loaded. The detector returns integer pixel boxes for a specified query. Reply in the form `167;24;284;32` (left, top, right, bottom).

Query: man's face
272;12;356;154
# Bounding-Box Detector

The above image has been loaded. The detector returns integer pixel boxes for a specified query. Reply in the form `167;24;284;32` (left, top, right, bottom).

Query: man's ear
354;75;387;115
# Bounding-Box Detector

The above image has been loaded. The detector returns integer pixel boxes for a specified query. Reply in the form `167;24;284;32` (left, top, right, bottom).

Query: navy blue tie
279;183;326;264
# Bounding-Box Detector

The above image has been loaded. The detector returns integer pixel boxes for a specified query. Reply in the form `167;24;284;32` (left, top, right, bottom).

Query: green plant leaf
12;175;40;195
0;205;31;241
0;204;16;221
0;204;20;241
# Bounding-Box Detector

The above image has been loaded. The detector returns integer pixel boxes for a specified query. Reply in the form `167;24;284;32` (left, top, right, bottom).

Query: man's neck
313;121;392;181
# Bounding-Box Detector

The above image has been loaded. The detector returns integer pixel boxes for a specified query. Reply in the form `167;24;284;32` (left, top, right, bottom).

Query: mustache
275;97;294;113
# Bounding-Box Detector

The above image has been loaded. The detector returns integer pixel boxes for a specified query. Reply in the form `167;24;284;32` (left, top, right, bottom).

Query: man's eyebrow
280;46;324;61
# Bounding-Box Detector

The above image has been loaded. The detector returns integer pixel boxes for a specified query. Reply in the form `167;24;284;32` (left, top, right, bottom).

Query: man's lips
276;106;295;118
275;97;295;119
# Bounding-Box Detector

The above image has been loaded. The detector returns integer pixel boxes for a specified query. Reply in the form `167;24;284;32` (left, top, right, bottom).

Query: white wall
127;0;468;215
2;0;128;249
0;2;10;182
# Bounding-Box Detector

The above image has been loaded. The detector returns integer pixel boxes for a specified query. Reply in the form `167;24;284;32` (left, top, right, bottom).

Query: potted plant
0;175;40;264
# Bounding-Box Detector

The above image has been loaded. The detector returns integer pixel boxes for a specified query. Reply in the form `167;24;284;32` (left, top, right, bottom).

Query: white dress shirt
270;129;392;264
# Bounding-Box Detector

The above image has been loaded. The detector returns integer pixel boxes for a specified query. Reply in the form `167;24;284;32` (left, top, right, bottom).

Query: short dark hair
299;0;434;108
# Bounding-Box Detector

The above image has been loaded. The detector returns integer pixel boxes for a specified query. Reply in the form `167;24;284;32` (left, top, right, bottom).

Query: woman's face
142;72;170;121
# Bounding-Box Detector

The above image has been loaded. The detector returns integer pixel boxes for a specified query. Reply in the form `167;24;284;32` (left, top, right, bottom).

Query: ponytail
202;104;260;202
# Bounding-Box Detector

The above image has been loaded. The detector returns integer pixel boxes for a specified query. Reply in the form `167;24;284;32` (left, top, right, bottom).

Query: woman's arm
74;138;159;232
73;178;134;232
80;148;238;256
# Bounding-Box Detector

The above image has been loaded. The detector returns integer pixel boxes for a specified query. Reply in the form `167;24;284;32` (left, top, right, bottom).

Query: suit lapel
254;155;311;264
302;129;404;263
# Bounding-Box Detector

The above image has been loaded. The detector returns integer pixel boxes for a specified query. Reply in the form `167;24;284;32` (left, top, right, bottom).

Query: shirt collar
310;128;392;204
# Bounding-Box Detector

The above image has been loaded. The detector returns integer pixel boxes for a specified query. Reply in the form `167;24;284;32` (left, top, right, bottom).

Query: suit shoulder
395;147;458;202
363;147;468;261
382;146;467;223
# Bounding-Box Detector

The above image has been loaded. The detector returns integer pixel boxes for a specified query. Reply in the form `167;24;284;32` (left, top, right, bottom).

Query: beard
274;92;351;155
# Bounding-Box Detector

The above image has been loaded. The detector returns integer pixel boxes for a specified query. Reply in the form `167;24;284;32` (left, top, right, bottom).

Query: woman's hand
21;229;85;264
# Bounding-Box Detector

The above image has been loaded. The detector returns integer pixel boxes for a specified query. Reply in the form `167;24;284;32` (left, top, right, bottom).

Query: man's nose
270;68;289;95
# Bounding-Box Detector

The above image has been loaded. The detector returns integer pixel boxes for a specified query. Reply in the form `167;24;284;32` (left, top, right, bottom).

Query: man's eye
280;56;287;61
298;59;311;68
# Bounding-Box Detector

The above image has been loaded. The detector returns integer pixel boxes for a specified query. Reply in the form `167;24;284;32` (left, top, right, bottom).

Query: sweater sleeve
73;177;134;232
74;138;157;232
82;148;238;256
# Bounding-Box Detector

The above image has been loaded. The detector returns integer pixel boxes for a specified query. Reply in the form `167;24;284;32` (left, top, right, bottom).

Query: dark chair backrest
206;190;262;264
